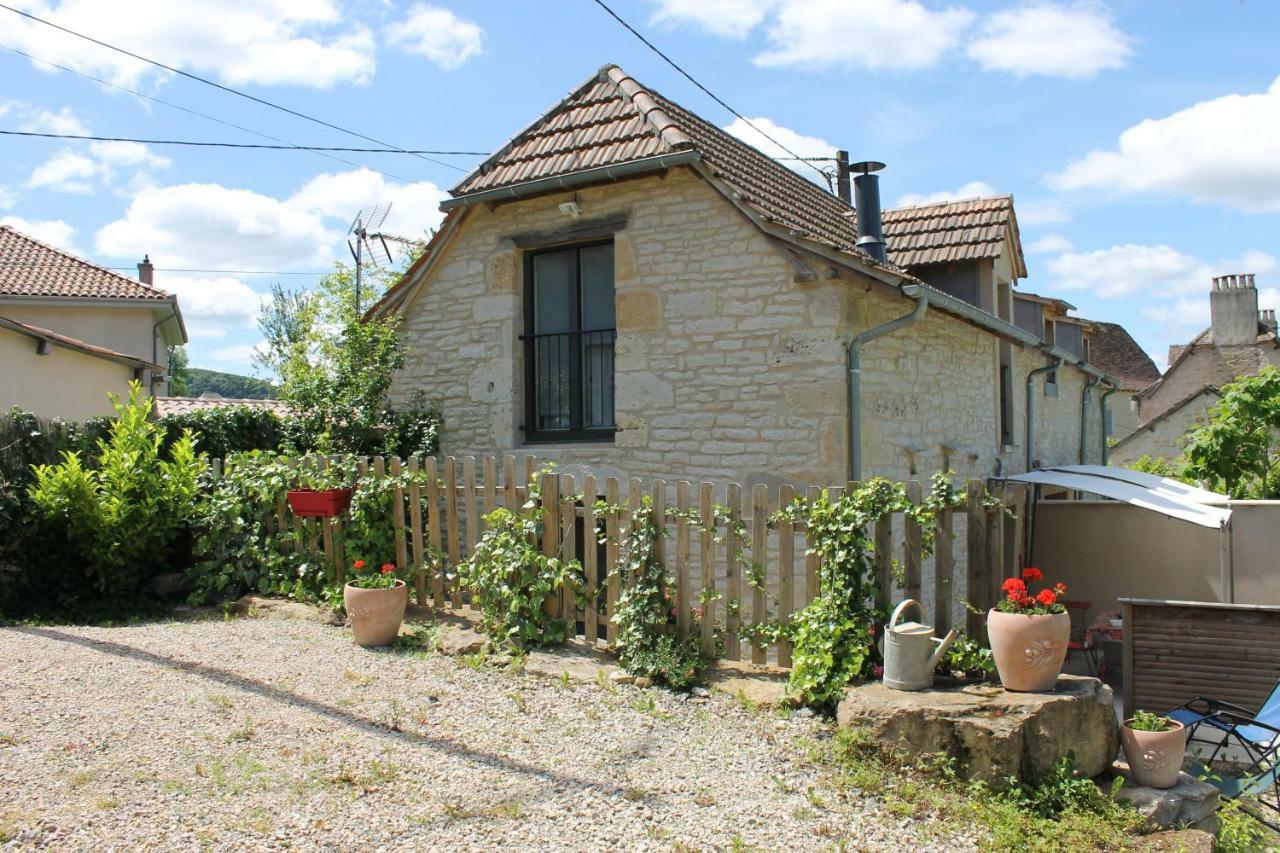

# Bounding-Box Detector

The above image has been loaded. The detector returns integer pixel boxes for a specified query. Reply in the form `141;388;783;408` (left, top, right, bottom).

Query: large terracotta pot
987;609;1070;692
1121;719;1188;788
343;580;408;647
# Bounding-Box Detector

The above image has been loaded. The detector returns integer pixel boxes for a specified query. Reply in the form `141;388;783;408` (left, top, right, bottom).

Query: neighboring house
153;392;292;418
0;224;185;413
1111;273;1278;464
0;315;166;421
371;64;1112;488
1081;321;1161;443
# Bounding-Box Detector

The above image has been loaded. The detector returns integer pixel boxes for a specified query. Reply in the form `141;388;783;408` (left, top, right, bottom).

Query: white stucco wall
0;303;163;365
0;326;143;420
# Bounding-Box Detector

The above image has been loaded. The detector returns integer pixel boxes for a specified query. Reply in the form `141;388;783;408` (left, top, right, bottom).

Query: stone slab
231;595;343;625
835;674;1118;788
1111;764;1220;833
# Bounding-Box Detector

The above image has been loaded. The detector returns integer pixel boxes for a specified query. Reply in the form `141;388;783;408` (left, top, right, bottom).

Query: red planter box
286;488;353;518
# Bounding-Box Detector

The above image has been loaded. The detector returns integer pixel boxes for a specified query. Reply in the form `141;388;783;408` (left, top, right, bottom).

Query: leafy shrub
998;755;1118;820
25;385;205;614
937;632;995;679
158;405;285;459
1216;798;1273;853
459;472;583;649
608;496;705;689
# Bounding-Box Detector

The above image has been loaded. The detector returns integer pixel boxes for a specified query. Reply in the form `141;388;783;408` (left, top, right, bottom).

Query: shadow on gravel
11;626;629;797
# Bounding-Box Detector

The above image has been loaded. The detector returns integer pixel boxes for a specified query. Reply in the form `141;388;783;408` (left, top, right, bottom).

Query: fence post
904;480;923;604
483;455;497;517
935;506;954;636
426;456;444;608
986;484;1005;608
699;481;717;659
583;474;598;644
605;477;621;645
540;471;560;618
444;457;460;607
675;481;692;642
965;479;990;640
724;483;742;660
463;456;478;564
874;514;893;615
777;484;795;667
408;456;426;606
750;484;768;665
805;486;822;606
559;474;576;623
390;456;408;580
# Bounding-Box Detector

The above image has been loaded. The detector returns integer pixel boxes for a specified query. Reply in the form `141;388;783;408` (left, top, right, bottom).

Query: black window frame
520;239;617;444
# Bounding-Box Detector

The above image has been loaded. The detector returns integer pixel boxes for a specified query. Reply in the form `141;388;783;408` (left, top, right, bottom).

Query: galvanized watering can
881;599;957;691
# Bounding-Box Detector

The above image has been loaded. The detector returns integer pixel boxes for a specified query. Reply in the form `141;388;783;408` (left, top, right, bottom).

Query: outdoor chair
1061;600;1098;676
1182;710;1280;830
1169;680;1280;768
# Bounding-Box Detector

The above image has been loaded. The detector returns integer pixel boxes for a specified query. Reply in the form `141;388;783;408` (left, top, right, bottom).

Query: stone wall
390;166;1101;489
1109;389;1219;465
1139;343;1280;422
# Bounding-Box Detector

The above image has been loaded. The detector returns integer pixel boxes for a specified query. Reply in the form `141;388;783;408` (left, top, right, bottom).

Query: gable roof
1111;384;1220;453
0;225;170;301
0;314;161;370
1084;321;1161;392
878;196;1027;278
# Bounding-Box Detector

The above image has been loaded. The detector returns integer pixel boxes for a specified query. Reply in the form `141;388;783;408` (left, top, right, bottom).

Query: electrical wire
0;3;467;172
0;261;330;275
0;43;441;185
1;129;488;155
588;0;834;189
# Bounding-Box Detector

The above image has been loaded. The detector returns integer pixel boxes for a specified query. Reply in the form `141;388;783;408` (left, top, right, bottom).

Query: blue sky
2;0;1278;376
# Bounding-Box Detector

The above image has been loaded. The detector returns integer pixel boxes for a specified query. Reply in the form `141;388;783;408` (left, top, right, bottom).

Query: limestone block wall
1140;344;1280;422
390;166;1100;490
1109;389;1218;465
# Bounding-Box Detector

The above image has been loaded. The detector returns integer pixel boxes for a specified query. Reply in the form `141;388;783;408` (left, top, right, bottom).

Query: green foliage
1216;798;1274;853
183;367;277;400
459;471;583;649
763;474;963;708
1183;366;1280;498
26;384;205;613
1126;710;1175;733
168;345;190;396
996;755;1117;820
347;560;401;590
158;405;285;459
1125;453;1188;482
938;632;995;679
607;496;705;689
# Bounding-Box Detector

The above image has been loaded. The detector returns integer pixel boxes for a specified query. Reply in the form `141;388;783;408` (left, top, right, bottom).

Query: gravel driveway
0;614;971;851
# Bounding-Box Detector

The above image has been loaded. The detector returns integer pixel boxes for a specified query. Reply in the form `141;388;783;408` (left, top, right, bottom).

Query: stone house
0;224;186;418
1111;273;1279;464
1080;321;1160;444
372;64;1113;488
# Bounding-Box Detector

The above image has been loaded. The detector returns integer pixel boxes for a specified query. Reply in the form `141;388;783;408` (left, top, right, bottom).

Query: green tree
1182;366;1280;498
168;346;190;396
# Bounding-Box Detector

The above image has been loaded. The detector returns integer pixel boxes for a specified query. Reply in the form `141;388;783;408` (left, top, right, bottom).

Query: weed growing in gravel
622;787;647;802
693;790;716;807
443;801;474;819
392;624;438;656
627;693;672;720
342;669;374;686
94;797;119;811
461;651;488;670
0;733;17;746
384;699;405;731
207;694;234;714
68;770;94;787
558;671;572;689
595;670;617;695
810;727;1151;851
227;717;256;743
509;691;529;714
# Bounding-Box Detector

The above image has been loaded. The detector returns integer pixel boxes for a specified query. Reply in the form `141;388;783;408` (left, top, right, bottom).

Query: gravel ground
0;614;976;851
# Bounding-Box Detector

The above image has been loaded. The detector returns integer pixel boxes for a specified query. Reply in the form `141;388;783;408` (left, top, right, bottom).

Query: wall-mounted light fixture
558;200;582;219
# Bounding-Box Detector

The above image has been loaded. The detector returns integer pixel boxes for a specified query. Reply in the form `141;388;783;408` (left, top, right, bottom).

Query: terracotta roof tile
153;396;291;417
0;224;169;301
1084;321;1162;391
450;65;1025;276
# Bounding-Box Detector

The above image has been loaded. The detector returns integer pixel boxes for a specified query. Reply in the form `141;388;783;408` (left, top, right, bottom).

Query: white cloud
967;3;1131;79
8;0;374;89
1028;233;1073;254
386;4;483;70
755;0;974;70
1141;296;1208;329
721;116;834;184
1017;200;1071;225
0;187;15;210
289;168;448;242
1045;243;1278;299
1048;76;1280;212
21;106;89;135
650;0;774;39
0;215;80;253
895;180;997;207
27;141;170;194
162;275;269;331
209;341;269;365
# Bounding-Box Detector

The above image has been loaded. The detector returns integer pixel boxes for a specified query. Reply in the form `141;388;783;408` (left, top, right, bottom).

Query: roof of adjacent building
0;314;162;369
0;224;170;301
1083;321;1162;392
154;393;291;418
450;65;1024;274
1110;384;1221;453
879;196;1027;278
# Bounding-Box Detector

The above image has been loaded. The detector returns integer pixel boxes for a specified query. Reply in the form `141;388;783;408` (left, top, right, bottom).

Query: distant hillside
185;368;277;400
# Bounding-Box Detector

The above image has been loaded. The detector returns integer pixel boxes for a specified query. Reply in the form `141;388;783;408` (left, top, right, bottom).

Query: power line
0;3;466;172
0;43;438;184
588;0;834;189
0;261;331;275
1;129;488;155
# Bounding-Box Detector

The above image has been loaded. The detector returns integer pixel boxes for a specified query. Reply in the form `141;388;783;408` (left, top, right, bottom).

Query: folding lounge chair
1184;711;1280;830
1168;679;1280;768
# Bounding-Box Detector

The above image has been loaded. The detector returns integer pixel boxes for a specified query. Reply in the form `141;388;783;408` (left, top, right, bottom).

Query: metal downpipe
847;285;928;483
1023;357;1063;564
1099;380;1119;465
1079;374;1102;464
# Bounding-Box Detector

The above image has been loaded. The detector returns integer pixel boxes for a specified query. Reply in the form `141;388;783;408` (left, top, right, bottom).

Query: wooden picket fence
216;453;1025;667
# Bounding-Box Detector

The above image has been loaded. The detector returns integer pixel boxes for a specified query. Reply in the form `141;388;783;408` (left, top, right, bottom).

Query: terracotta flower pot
1121;719;1188;789
987;609;1070;692
344;580;408;647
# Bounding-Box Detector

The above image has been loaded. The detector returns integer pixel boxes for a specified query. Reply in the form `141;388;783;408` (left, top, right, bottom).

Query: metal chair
1061;599;1098;676
1183;709;1280;830
1169;681;1280;768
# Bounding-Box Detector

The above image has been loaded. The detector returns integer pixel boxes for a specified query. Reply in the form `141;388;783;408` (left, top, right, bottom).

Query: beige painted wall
0;303;163;365
1032;500;1280;624
390;166;1104;488
0;325;143;420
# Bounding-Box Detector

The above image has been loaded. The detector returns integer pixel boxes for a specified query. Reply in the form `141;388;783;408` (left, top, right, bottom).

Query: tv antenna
348;202;391;313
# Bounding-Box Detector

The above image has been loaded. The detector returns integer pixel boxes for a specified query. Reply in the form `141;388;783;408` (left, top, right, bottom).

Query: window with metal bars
521;241;616;443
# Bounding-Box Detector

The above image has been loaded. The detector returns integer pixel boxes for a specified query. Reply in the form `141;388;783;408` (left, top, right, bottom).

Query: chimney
835;150;851;205
1209;273;1259;346
852;160;887;263
1260;308;1277;334
137;254;154;286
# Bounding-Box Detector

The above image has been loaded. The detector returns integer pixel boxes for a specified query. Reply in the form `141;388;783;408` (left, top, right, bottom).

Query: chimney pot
851;160;887;264
137;255;154;286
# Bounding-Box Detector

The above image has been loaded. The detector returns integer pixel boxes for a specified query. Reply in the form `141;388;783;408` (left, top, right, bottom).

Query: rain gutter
1079;373;1102;464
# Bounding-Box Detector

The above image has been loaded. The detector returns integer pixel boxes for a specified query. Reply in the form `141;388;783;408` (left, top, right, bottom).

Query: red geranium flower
353;560;365;570
1054;582;1068;595
380;563;395;574
1002;577;1027;597
1022;567;1044;582
1037;589;1057;607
